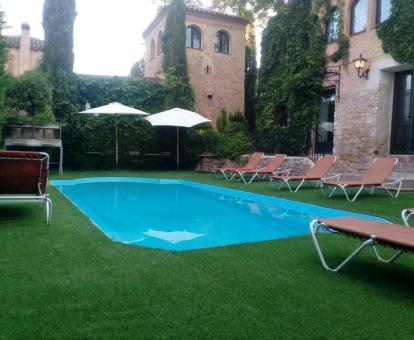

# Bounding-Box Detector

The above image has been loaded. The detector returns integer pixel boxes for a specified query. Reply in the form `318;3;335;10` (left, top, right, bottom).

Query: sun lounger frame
0;152;52;224
270;156;337;192
320;158;402;202
213;152;264;181
231;154;287;184
309;209;413;272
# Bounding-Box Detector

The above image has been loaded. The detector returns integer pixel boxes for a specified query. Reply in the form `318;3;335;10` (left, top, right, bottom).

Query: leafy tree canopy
130;59;145;77
42;0;78;119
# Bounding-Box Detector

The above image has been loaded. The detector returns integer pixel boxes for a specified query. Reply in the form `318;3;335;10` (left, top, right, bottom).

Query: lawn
1;170;414;339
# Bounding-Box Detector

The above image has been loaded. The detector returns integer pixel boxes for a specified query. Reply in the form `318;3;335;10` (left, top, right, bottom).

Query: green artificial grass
1;170;414;339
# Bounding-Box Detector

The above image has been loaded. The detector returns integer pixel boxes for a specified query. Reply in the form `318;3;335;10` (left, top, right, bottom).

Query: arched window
150;39;155;60
215;31;229;54
327;7;340;43
185;26;201;49
157;31;163;55
376;0;391;24
350;0;368;35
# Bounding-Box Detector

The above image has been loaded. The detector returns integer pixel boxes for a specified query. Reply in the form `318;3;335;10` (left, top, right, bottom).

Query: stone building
4;23;44;77
143;7;249;124
317;0;413;179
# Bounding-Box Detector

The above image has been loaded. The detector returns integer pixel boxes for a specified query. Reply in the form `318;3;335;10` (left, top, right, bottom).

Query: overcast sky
1;0;261;76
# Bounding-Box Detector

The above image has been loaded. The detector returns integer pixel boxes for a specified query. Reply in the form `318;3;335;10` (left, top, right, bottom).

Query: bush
182;109;252;166
4;70;55;124
62;76;167;169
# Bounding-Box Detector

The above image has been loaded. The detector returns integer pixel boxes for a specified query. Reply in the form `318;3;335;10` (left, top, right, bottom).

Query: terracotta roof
143;6;249;38
4;35;44;51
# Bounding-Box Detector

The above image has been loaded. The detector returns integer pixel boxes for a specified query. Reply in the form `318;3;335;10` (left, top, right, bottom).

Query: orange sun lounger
310;209;414;272
320;157;402;201
270;156;336;192
213;152;264;181
231;154;286;184
0;150;52;224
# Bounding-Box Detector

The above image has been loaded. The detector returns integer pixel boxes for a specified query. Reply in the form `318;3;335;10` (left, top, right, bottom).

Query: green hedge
63;76;167;169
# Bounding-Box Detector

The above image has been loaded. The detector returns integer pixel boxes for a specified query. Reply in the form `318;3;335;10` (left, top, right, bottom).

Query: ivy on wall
377;0;414;66
257;0;326;155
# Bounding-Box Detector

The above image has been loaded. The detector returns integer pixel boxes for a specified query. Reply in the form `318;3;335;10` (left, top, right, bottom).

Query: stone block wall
325;0;412;175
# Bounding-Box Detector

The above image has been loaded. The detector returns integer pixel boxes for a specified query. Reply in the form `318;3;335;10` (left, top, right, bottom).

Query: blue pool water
51;178;383;251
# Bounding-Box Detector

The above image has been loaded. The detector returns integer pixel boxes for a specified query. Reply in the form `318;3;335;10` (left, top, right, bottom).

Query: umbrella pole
115;115;119;170
176;126;179;171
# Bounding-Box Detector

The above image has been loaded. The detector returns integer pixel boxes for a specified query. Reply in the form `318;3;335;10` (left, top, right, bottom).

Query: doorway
315;89;335;155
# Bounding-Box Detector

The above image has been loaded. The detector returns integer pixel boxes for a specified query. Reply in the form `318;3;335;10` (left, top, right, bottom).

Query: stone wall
325;0;412;176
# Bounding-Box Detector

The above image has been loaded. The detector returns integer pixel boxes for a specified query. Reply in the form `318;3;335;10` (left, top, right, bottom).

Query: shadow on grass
0;206;43;226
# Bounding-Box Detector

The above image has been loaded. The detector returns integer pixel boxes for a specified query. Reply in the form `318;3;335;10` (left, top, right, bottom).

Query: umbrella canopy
145;108;211;170
80;102;149;116
80;102;149;169
145;108;210;127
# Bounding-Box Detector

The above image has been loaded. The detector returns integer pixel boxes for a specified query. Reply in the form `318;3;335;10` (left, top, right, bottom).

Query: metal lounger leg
45;196;52;225
223;170;234;181
278;178;294;192
341;185;365;202
214;170;224;178
294;179;306;192
248;173;258;184
310;220;375;272
371;246;403;263
402;209;414;227
381;180;403;199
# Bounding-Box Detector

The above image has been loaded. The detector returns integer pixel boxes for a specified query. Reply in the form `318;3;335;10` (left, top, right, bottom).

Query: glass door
316;89;335;154
391;71;414;154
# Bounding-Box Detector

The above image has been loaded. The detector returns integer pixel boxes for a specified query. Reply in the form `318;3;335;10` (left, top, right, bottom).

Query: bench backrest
360;157;398;184
307;156;336;178
0;151;49;195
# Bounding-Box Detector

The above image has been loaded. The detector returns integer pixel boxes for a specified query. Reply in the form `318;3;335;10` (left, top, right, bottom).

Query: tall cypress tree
42;0;76;73
245;23;257;131
42;0;78;119
161;0;194;109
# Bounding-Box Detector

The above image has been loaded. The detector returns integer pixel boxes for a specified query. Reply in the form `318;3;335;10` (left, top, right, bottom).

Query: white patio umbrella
80;102;149;169
145;108;211;170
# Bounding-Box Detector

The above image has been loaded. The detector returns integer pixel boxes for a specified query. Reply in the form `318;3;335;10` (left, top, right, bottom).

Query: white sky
1;0;261;76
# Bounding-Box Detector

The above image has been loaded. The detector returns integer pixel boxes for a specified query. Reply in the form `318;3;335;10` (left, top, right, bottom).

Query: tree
42;0;77;73
210;0;286;22
4;70;54;124
161;0;194;109
245;23;257;131
42;0;78;119
256;0;326;154
130;59;145;77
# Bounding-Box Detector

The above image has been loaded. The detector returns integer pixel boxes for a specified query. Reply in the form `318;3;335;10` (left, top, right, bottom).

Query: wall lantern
353;54;369;79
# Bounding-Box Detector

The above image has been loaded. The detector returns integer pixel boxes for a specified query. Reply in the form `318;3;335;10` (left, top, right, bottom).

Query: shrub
4;70;55;124
63;76;166;169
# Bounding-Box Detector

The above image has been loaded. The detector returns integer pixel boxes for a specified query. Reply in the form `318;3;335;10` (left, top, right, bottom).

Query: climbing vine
316;0;349;63
377;0;414;66
256;0;327;155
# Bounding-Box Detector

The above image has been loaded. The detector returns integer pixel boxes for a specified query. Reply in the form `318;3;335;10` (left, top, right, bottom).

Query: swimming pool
51;178;383;251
